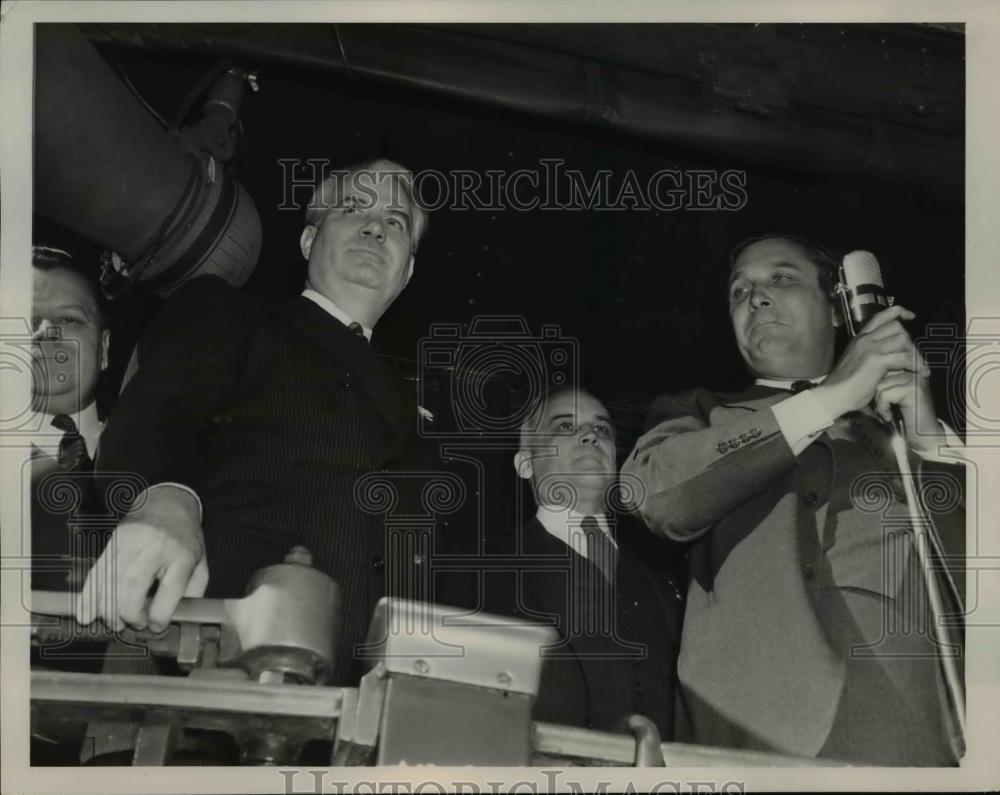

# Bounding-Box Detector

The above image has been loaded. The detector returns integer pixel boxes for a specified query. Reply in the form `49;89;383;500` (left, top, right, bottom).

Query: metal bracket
331;664;386;765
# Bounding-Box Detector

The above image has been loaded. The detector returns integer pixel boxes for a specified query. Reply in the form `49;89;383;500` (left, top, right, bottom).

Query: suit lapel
521;515;592;562
520;516;620;629
273;297;407;434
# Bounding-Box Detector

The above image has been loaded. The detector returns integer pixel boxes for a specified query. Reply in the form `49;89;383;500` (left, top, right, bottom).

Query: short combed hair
517;384;614;452
726;233;841;301
32;245;108;327
304;157;428;252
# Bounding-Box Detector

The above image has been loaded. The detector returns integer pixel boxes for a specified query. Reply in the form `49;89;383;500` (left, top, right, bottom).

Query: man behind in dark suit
76;158;436;687
623;235;965;765
486;386;682;737
30;246;115;764
30;245;111;592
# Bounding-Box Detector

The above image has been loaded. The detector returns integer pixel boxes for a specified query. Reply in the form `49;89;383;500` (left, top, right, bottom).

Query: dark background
34;22;966;530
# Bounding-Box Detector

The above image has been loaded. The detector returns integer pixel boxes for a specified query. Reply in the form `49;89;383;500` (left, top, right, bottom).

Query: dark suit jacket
98;276;442;685
622;385;965;764
483;514;683;737
31;451;100;591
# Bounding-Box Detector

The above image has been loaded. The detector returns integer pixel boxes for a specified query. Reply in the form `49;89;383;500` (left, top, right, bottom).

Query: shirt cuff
137;482;204;520
772;390;836;456
913;420;966;464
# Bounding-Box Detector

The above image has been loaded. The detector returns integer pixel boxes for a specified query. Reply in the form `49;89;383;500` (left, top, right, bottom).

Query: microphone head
841;250;883;288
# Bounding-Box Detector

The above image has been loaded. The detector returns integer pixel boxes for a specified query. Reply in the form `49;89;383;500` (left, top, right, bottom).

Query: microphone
837;250;894;337
837;250;905;432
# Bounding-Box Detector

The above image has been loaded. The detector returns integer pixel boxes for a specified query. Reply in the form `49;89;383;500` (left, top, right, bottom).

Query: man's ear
300;225;317;261
99;329;110;371
513;450;533;481
404;254;415;286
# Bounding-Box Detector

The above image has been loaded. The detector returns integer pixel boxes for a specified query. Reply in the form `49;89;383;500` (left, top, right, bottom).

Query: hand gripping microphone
837;250;904;431
837;249;894;337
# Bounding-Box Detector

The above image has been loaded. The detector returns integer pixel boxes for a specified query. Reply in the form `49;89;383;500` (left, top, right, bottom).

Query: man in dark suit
30;246;119;765
486;386;682;737
77;158;437;686
623;235;965;765
30;245;111;592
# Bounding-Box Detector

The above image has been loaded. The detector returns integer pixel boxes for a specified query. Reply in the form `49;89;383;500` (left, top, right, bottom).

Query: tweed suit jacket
483;515;682;736
98;275;438;685
622;384;965;760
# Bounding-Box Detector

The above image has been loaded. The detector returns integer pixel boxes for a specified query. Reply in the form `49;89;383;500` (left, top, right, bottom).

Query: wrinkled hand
814;305;930;420
77;484;208;632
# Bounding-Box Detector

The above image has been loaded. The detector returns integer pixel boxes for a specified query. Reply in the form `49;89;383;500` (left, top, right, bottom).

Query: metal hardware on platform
31;584;838;767
32;546;341;685
362;597;557;695
358;598;556;765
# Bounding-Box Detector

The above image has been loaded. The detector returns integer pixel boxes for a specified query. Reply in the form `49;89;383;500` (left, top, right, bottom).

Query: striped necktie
581;515;617;585
50;414;90;471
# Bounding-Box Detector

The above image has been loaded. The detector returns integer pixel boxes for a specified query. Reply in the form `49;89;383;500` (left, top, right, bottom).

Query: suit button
372;555;384;570
803;563;814;579
803;492;819;506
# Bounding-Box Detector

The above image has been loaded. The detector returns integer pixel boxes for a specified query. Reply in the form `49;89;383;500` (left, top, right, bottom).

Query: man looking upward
485;386;681;735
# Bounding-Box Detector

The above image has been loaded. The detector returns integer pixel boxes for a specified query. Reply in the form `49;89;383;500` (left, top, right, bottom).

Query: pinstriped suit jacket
98;276;435;685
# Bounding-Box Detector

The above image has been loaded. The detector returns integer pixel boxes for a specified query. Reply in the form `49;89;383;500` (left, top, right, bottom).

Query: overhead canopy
80;22;963;199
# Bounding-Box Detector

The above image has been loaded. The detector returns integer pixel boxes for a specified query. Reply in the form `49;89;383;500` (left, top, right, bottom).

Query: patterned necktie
50;414;90;471
347;321;367;342
581;515;617;585
790;379;815;394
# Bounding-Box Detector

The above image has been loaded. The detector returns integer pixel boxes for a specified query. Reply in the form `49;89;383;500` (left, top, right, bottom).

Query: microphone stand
838;282;966;752
886;406;967;747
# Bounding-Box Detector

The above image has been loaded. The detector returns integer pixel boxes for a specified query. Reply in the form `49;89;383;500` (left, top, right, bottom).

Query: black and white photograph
1;1;998;792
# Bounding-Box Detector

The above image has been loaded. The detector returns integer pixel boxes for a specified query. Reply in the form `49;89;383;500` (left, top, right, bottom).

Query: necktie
790;380;815;394
50;414;90;471
581;516;617;585
347;321;367;341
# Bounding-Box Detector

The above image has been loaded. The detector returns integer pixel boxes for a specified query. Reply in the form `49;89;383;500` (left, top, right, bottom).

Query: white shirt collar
32;401;102;458
302;288;373;342
534;504;617;560
755;375;827;390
